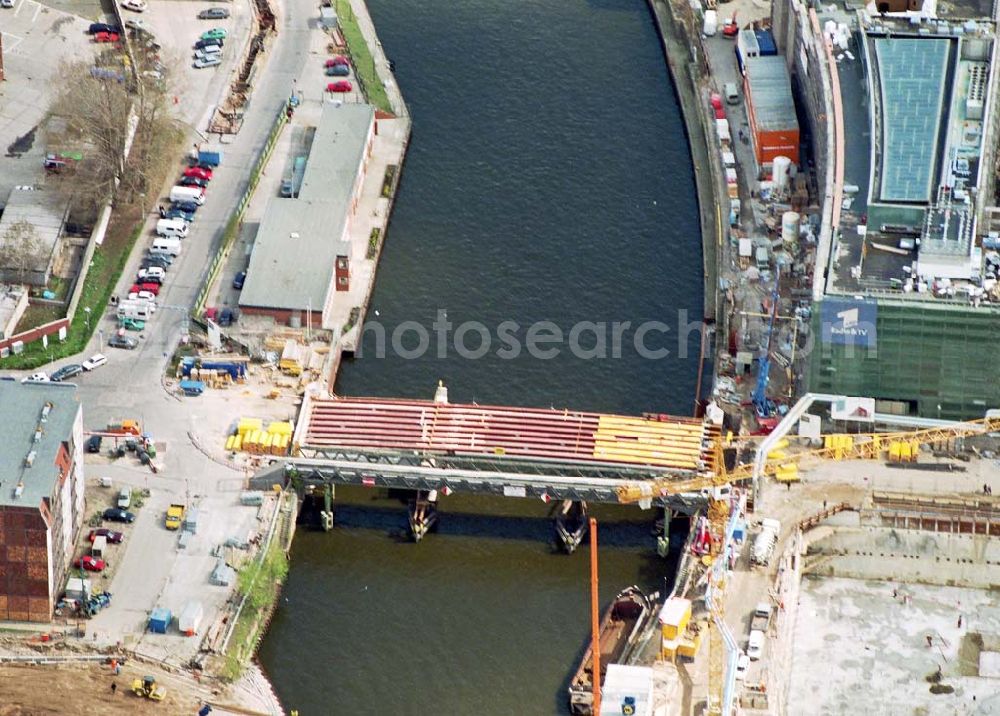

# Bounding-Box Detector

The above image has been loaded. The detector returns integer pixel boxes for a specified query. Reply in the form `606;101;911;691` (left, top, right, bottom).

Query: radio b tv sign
820;297;878;354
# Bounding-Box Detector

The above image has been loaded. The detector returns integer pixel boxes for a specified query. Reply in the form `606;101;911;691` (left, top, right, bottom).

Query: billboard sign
821;297;878;350
831;397;876;423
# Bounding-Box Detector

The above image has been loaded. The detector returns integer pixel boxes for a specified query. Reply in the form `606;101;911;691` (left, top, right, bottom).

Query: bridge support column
657;507;674;558
408;490;439;542
554;500;589;554
321;483;335;532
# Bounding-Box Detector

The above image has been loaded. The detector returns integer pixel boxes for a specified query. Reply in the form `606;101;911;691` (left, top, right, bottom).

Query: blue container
755;29;778;56
148;607;171;633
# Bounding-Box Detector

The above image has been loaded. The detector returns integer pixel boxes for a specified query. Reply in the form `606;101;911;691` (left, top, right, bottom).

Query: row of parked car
193;27;228;69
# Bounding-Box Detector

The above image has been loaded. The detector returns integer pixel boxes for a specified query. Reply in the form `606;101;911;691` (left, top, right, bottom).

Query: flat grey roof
0;187;66;280
240;103;375;313
745;56;799;132
875;37;950;203
0;382;80;509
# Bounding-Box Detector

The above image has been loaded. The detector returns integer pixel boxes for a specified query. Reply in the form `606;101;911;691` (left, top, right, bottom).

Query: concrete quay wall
644;0;722;324
804;525;1000;588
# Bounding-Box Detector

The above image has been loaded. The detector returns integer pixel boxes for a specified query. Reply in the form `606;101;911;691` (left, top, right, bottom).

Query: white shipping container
179;601;204;634
703;9;718;37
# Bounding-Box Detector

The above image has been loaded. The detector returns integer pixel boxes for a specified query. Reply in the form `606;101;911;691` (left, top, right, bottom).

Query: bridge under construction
287;392;724;513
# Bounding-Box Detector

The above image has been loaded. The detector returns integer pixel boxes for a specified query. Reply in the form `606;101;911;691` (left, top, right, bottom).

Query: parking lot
135;0;254;129
0;0;102;198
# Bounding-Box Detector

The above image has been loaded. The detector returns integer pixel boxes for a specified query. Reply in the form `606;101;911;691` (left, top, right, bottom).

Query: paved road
64;0;320;660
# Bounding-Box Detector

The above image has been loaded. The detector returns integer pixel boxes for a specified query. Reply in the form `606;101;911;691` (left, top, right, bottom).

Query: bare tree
46;57;180;214
0;220;47;285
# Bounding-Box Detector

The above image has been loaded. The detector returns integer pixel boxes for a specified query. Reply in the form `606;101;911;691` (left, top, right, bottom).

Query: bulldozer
132;675;166;701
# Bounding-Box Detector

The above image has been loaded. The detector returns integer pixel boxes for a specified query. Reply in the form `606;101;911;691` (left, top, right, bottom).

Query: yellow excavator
132;675;166;701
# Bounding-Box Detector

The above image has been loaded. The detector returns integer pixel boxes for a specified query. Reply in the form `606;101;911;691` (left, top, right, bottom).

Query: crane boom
616;416;1000;503
751;267;781;419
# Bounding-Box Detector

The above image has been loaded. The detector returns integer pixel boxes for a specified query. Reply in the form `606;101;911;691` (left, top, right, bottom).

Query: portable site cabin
183;508;199;534
148;607;171;633
179;601;204;636
91;535;108;558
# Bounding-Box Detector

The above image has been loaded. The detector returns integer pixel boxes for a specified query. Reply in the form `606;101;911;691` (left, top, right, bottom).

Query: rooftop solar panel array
875;38;950;203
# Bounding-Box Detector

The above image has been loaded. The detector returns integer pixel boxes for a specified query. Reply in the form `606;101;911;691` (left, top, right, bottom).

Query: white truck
751;518;781;566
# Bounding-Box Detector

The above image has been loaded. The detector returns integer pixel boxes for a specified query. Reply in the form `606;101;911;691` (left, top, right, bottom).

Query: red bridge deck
296;396;718;472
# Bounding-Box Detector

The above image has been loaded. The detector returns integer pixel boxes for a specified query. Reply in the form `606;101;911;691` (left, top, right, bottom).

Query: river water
257;0;702;712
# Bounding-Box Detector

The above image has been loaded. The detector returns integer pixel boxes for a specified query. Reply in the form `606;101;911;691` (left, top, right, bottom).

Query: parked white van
156;218;188;239
169;185;205;205
151;236;182;256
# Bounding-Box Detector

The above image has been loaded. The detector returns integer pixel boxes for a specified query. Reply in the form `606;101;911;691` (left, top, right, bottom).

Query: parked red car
130;282;160;296
89;529;125;544
74;555;107;572
325;56;350;67
94;31;121;43
326;81;352;93
184;166;213;181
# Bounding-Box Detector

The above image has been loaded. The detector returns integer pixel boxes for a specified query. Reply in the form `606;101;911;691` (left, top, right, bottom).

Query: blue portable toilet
148;607;171;633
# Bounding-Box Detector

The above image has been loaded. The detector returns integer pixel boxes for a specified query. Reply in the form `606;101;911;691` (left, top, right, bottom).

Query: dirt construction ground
0;661;221;715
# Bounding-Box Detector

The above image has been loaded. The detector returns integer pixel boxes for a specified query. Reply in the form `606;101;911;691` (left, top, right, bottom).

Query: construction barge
567;585;653;715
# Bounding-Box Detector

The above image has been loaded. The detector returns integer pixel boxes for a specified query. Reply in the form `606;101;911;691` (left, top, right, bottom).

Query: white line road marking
13;0;24;16
31;0;41;23
2;32;25;54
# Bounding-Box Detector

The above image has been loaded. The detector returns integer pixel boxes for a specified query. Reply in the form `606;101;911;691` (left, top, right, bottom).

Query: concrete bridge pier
554;500;589;554
321;482;335;532
407;490;438;542
657;507;674;558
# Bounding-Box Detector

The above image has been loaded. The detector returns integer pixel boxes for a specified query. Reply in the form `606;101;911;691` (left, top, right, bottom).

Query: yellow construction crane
619;415;1000;712
616;416;1000;504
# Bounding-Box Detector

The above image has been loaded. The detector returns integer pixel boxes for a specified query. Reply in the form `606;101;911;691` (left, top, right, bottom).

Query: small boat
567;586;652;715
554;500;588;554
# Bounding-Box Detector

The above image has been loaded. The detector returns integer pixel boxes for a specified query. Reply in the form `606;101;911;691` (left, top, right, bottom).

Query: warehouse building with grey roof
239;103;376;328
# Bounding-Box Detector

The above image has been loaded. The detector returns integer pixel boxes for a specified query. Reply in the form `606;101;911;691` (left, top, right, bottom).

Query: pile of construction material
225;418;293;455
178;355;248;388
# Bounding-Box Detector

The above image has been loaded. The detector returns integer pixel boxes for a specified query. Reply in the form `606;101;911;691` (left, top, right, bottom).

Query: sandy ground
0;659;281;715
0;661;211;715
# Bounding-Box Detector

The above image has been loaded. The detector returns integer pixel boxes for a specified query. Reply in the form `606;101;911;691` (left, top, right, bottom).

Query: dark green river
258;0;702;712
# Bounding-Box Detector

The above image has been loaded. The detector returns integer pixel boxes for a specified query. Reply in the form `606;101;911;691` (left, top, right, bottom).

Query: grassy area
15;303;65;333
220;535;289;681
335;0;393;114
1;224;142;369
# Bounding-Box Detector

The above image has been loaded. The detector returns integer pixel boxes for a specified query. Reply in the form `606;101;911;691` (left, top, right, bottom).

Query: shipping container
755;29;778;56
179;601;204;635
736;29;760;75
703;9;718;36
148;607;171;633
744;56;800;166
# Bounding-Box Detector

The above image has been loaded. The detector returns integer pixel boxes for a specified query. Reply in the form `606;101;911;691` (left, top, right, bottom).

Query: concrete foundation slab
789;576;1000;713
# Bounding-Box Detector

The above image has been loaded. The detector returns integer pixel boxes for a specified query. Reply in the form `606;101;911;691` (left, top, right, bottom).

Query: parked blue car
165;208;195;222
172;200;200;213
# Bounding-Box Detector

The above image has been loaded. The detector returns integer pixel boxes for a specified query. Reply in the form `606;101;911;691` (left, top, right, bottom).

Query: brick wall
0;318;69;355
0;506;52;622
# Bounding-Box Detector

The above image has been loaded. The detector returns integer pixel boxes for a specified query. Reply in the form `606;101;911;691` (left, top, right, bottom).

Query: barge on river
567;585;652;715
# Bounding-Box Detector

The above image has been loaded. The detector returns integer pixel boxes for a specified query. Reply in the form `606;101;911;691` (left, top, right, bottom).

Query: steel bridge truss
285;450;708;512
